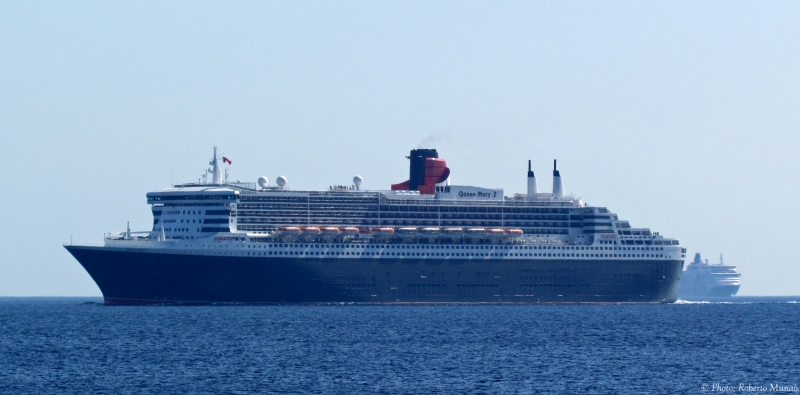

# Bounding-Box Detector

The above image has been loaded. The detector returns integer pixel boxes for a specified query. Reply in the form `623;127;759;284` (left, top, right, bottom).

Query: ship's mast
211;146;222;184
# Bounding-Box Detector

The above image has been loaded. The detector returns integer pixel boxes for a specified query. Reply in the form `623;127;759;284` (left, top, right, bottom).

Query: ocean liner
65;148;686;305
678;253;741;299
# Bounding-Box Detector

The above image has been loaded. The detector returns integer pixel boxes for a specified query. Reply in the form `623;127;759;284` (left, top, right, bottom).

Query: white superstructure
99;148;686;264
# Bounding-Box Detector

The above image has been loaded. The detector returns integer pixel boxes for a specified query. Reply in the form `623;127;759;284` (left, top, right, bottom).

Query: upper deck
132;147;681;249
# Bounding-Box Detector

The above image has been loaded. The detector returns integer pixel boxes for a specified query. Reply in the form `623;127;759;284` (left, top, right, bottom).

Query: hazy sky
1;1;798;296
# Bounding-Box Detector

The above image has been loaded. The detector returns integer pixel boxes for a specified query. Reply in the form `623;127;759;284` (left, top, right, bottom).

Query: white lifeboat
396;227;418;238
466;228;486;238
442;227;464;238
486;228;505;238
419;227;441;238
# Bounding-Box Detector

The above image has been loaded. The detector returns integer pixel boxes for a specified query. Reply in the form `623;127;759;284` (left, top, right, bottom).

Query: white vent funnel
527;160;538;199
552;159;563;197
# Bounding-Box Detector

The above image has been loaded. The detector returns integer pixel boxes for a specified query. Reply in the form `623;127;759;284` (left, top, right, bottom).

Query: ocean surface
1;297;798;394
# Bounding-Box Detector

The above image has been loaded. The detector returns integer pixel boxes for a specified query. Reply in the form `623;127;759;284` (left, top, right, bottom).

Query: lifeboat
396;227;418;238
300;226;321;237
320;226;341;237
358;227;373;235
278;226;301;237
340;227;359;237
419;227;441;238
465;228;486;238
504;228;524;237
486;228;505;238
442;227;464;238
372;227;395;238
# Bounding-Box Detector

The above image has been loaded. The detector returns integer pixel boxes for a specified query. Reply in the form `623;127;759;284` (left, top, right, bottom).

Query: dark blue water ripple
0;298;798;394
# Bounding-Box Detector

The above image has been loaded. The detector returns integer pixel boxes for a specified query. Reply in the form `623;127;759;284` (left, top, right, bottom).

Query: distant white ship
679;253;741;299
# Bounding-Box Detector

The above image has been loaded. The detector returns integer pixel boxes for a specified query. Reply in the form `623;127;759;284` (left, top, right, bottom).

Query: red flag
222;157;232;165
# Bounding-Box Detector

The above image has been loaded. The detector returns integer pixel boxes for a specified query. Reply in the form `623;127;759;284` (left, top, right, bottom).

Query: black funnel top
528;160;534;178
409;149;438;190
553;159;560;177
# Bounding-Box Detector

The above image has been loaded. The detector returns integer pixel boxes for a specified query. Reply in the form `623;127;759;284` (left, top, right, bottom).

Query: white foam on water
675;300;712;304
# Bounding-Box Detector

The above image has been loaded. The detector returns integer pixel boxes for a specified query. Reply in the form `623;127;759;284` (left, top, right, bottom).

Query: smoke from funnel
416;132;447;149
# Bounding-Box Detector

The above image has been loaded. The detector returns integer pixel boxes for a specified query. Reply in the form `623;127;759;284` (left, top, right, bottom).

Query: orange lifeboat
300;226;321;236
504;228;524;237
320;226;341;237
340;227;359;237
277;226;301;237
372;227;395;238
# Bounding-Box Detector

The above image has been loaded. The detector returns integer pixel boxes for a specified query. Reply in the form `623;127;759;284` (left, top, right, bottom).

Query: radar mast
211;147;222;184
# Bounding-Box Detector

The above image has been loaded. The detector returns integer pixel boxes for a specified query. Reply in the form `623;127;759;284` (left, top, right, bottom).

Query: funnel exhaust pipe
553;159;563;197
527;160;538;199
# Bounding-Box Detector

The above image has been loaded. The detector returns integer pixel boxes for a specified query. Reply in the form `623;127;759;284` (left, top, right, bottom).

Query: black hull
66;246;682;305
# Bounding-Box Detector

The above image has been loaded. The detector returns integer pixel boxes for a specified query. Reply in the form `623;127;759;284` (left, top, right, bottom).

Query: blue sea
1;297;798;394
